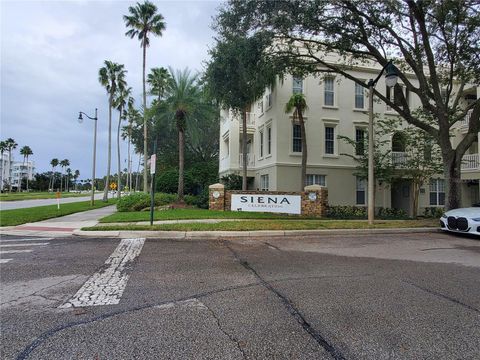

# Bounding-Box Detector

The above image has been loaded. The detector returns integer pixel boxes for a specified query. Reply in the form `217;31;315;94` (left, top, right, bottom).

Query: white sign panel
231;194;301;214
150;154;156;174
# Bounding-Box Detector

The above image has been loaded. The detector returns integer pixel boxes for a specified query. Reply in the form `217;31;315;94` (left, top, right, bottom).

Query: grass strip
0;200;116;227
100;208;311;223
84;219;437;232
0;192;92;201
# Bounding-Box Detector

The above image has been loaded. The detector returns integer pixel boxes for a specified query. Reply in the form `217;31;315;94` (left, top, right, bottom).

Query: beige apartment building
218;61;479;216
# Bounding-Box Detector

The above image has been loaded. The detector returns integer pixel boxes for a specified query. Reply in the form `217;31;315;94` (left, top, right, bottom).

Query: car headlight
441;214;447;219
472;217;480;221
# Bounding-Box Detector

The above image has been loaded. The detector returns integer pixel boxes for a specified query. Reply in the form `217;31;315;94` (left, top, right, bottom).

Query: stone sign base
208;183;328;217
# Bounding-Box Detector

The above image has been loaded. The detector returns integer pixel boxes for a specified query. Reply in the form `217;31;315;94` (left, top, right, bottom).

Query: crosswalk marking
60;238;146;308
0;243;49;247
0;259;13;264
1;250;33;254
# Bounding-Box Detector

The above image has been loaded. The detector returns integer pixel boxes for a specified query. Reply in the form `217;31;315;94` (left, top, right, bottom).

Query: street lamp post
78;109;98;206
367;60;398;225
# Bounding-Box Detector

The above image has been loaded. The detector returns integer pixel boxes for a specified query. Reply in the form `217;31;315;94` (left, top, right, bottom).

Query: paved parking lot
1;231;479;359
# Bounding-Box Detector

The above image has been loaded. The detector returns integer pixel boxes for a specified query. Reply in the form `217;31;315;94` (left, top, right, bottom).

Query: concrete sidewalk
0;205;116;237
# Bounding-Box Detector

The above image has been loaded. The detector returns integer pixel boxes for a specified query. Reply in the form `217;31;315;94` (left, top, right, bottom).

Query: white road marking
0;250;33;254
0;259;13;264
0;243;49;247
0;238;53;242
60;238;145;308
155;299;207;311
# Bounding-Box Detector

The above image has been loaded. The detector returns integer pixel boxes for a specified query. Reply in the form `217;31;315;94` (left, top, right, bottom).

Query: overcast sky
1;0;222;179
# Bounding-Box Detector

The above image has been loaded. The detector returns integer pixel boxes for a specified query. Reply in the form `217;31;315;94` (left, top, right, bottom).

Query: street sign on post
150;154;156;175
149;147;157;226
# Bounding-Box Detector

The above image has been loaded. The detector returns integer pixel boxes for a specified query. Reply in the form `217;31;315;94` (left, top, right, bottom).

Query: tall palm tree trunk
242;109;247;190
8;150;12;192
136;155;141;191
25;155;29;192
178;128;185;201
142;41;148;193
103;98;113;201
117;107;122;199
299;111;307;190
128;131;132;192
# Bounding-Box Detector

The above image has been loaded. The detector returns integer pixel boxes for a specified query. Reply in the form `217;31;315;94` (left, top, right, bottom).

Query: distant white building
11;161;35;189
0;153;10;191
0;154;35;191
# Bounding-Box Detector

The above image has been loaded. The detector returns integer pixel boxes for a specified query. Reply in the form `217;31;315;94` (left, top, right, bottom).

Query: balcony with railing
239;112;256;132
239;153;255;168
391;151;408;167
461;153;479;171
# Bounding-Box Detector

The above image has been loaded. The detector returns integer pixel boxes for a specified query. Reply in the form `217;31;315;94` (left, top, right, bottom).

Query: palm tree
59;159;70;192
124;1;166;192
0;141;7;191
66;168;72;192
5;138;17;191
123;99;139;192
99;60;127;201
285;93;308;190
74;170;80;191
49;158;59;191
147;67;170;103
114;85;132;199
162;68;209;201
19;145;33;192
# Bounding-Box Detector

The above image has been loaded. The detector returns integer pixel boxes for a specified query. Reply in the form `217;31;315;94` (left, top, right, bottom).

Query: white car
440;207;480;236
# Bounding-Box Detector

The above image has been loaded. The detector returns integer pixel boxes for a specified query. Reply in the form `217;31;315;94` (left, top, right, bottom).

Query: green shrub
194;187;210;209
423;207;444;218
117;192;178;212
184;195;197;206
117;193;150;212
221;173;243;190
377;207;409;219
327;205;367;219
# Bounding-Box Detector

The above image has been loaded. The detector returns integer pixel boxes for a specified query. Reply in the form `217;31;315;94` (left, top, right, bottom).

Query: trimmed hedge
117;193;177;212
327;205;408;220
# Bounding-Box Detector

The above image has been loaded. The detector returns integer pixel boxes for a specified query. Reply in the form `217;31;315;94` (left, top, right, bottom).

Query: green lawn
0;200;116;227
0;192;92;201
100;208;305;223
84;218;437;232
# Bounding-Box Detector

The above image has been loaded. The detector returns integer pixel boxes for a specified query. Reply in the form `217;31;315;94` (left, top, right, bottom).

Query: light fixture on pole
367;60;398;225
78;109;98;206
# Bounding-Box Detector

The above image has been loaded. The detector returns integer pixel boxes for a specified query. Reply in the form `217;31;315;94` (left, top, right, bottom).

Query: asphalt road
0;193;108;210
1;231;479;359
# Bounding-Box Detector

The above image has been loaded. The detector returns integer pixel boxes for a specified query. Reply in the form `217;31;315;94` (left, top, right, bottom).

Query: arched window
392;132;406;152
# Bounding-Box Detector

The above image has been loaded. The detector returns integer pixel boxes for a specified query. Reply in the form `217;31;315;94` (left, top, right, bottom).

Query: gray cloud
1;0;221;179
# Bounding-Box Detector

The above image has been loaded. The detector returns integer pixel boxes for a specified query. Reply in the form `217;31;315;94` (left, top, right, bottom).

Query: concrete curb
73;227;440;239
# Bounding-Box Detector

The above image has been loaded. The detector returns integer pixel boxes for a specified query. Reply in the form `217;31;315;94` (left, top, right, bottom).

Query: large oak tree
215;0;480;209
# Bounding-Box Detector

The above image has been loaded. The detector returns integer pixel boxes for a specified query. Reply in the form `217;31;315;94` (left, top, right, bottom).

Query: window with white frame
267;125;272;155
356;177;366;205
325;126;335;154
258;99;264;114
292;76;303;94
260;174;269;191
355;128;366;156
354;82;365;109
292;123;302;152
266;88;273;108
259;130;264;158
306;174;326;186
429;179;445;206
324;77;335;106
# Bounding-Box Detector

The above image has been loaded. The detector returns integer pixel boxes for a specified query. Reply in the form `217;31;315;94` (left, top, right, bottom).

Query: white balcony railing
458;109;472;128
461;153;479;171
392;151;408;167
239;153;255;168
